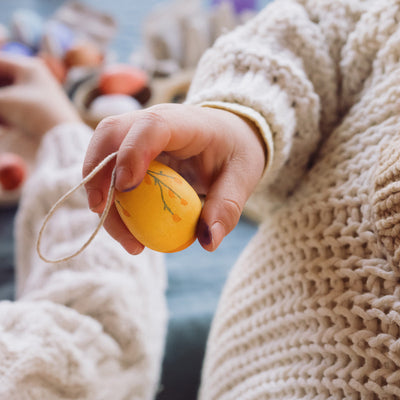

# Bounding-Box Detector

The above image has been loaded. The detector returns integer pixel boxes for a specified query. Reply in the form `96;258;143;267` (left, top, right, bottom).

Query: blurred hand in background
0;55;81;137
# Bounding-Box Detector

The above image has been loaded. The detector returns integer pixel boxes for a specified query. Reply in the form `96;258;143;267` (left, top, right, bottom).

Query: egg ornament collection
0;7;108;84
0;0;256;126
0;0;258;248
0;2;151;191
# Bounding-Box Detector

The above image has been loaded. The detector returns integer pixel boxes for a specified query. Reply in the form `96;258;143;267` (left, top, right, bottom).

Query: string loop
36;151;118;263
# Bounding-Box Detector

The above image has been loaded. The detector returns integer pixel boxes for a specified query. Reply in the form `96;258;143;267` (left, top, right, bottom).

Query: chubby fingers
113;103;218;192
0;54;45;83
196;112;266;252
0;54;25;81
103;204;145;254
0;55;30;108
197;152;263;252
84;104;215;213
83;108;173;213
83;112;136;212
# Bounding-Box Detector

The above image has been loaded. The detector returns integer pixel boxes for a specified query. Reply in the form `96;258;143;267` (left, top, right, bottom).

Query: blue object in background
43;20;75;56
0;0;272;62
1;41;35;56
0;0;272;398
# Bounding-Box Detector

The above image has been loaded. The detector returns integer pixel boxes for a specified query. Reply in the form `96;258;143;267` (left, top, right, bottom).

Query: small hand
83;103;266;253
0;54;81;136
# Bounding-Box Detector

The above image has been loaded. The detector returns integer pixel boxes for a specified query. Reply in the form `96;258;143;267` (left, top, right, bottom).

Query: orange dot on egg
172;214;182;223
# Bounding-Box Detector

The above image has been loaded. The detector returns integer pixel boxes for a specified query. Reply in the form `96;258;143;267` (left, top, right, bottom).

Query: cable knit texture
0;123;167;400
186;0;400;398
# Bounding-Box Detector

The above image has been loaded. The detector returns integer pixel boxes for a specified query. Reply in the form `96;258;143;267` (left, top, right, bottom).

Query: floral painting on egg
146;167;188;223
117;167;187;223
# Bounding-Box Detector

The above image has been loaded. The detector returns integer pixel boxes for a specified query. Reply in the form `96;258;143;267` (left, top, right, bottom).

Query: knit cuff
186;101;274;222
186;44;321;200
372;136;400;271
197;101;274;179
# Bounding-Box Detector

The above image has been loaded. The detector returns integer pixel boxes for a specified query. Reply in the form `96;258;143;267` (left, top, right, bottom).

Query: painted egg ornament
88;94;142;120
0;152;27;191
99;64;148;96
64;42;103;68
114;160;202;253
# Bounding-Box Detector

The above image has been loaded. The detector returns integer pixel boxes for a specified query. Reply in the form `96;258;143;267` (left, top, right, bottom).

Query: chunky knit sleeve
372;134;400;273
0;123;167;400
186;0;370;203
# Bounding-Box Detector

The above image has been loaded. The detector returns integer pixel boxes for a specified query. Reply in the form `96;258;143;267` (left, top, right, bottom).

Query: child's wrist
197;101;273;174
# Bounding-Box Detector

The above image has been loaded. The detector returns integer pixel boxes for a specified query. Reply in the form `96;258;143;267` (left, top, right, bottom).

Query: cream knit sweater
1;124;167;399
186;0;400;398
3;0;400;398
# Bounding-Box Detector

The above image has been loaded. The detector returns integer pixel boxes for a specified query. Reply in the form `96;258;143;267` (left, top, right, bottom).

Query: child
2;0;400;398
85;0;400;398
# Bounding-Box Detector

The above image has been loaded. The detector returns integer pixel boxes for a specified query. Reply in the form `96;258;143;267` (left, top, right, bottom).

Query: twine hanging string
36;151;119;263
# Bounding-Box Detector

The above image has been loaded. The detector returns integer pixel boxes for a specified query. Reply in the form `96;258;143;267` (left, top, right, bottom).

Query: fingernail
197;218;212;247
87;188;103;210
210;222;225;248
115;166;133;192
122;183;139;192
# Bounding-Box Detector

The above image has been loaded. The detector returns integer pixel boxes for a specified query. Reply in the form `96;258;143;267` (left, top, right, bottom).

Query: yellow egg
114;160;202;253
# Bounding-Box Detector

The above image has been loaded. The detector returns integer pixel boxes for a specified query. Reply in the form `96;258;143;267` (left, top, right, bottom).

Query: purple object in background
41;20;75;57
211;0;257;13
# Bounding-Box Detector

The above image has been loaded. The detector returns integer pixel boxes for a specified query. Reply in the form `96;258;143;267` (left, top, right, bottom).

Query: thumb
197;160;254;252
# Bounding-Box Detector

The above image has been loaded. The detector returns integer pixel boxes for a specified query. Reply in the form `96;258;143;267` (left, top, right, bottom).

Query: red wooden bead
0;152;27;191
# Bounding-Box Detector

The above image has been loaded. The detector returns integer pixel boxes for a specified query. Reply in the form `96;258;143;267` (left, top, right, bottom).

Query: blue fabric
0;205;16;301
160;219;257;398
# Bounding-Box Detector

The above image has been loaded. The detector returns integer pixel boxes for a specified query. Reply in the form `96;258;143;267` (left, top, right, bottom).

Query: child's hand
83;104;266;253
0;55;81;136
